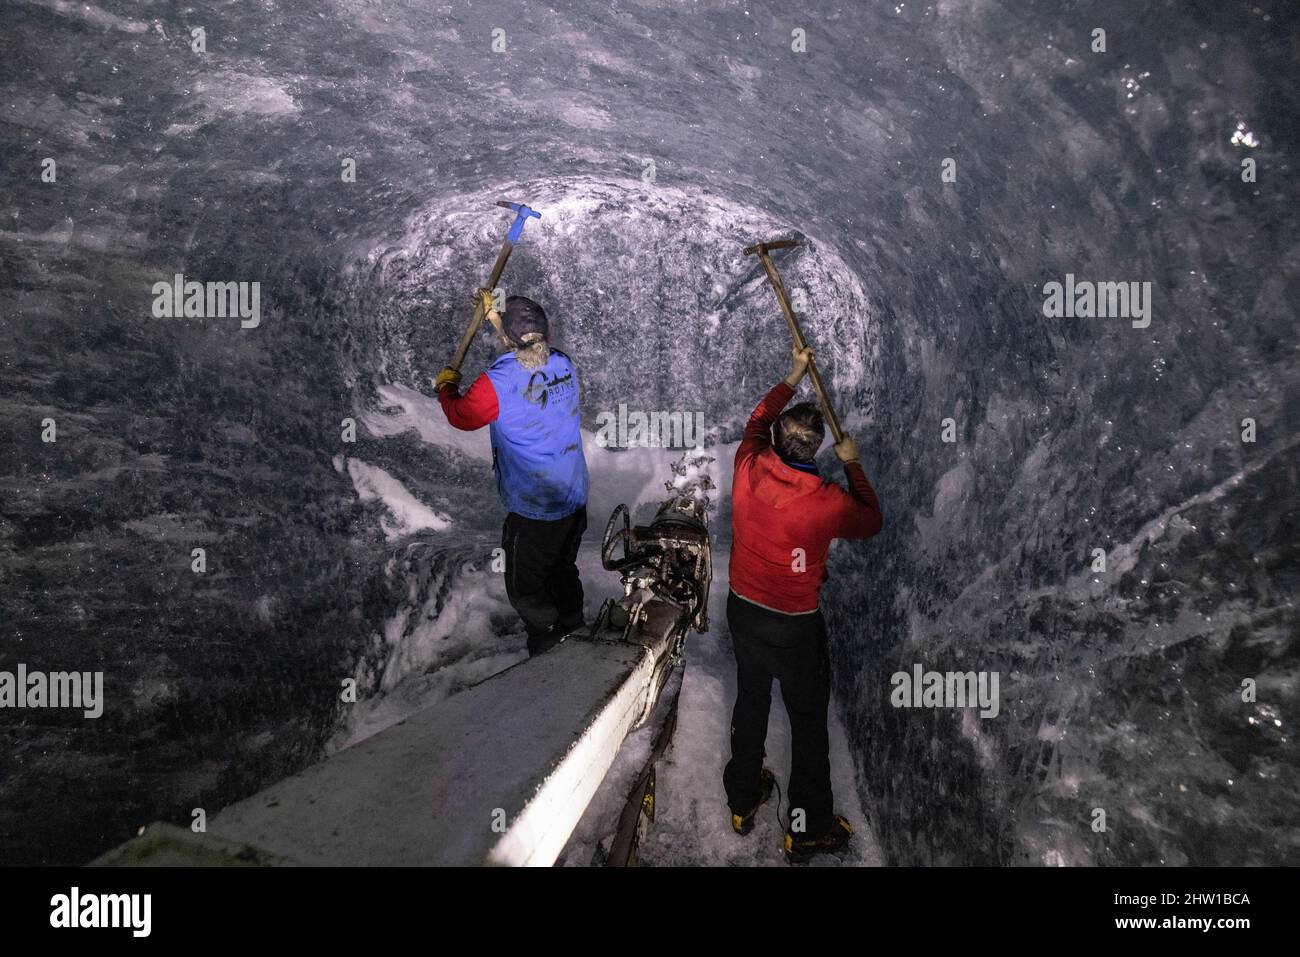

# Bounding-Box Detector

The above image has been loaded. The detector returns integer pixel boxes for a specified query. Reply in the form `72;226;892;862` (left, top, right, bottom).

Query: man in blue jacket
435;293;589;656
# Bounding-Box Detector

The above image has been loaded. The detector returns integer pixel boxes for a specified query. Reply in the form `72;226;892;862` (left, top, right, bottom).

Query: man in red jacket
725;345;882;863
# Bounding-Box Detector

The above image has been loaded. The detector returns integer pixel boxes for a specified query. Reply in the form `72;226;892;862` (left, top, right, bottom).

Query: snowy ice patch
345;458;451;538
363;384;493;461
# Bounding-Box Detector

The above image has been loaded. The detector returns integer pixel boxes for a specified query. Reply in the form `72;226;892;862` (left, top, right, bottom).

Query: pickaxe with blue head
449;201;542;370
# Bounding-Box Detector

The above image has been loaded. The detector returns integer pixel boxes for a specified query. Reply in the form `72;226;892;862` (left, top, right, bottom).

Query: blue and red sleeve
438;372;499;430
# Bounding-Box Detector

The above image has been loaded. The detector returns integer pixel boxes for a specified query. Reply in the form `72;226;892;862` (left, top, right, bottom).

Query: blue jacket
479;349;588;520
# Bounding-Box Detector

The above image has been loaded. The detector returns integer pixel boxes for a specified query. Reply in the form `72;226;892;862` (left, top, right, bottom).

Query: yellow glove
434;366;462;393
475;288;497;316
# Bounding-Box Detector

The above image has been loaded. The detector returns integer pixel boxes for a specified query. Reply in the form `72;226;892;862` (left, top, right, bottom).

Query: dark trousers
723;591;833;836
502;507;587;655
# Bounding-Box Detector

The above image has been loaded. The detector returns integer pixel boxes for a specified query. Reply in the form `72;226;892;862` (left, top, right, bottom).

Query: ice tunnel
1;0;1297;868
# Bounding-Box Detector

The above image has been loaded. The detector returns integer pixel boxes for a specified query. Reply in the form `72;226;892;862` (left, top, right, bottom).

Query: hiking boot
730;768;776;835
784;814;853;864
555;616;587;640
526;627;563;657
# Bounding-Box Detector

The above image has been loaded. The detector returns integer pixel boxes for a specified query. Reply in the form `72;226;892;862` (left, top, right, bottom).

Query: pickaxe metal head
743;239;802;257
496;201;542;244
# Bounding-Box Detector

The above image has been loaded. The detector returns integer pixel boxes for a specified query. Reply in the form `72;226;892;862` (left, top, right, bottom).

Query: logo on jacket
524;370;574;409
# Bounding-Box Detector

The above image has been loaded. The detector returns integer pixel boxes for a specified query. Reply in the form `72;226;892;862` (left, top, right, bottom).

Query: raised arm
436;368;500;431
736;345;813;468
830;434;883;539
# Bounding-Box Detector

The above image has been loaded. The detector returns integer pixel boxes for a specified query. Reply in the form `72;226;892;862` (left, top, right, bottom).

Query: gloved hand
475;287;497;317
834;434;859;463
434;366;462;393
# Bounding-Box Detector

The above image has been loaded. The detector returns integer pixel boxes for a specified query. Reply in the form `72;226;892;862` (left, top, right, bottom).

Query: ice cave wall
1;0;1296;864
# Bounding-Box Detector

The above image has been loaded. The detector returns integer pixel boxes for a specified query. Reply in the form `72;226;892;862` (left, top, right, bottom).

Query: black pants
502;508;587;655
723;591;833;837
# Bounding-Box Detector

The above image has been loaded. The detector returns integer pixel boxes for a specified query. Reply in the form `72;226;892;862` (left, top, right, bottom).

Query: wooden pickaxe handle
450;242;512;370
449;202;541;371
747;242;845;444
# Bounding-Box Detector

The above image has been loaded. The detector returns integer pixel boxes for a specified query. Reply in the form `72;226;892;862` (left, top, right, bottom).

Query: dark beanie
503;296;548;344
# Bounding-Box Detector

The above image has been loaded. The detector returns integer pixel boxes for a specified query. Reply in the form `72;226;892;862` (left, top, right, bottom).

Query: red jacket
729;381;882;614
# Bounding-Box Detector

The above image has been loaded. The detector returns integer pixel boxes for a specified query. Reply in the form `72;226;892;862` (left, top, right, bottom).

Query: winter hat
503;296;548;346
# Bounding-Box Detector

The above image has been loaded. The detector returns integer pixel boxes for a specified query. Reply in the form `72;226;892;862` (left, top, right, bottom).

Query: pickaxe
744;239;844;444
449;201;542;370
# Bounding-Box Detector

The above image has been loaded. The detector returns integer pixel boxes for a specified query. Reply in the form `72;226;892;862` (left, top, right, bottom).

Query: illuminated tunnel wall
1;0;1296;865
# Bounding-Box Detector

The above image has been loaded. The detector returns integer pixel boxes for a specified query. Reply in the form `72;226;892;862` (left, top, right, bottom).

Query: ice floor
339;528;881;867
